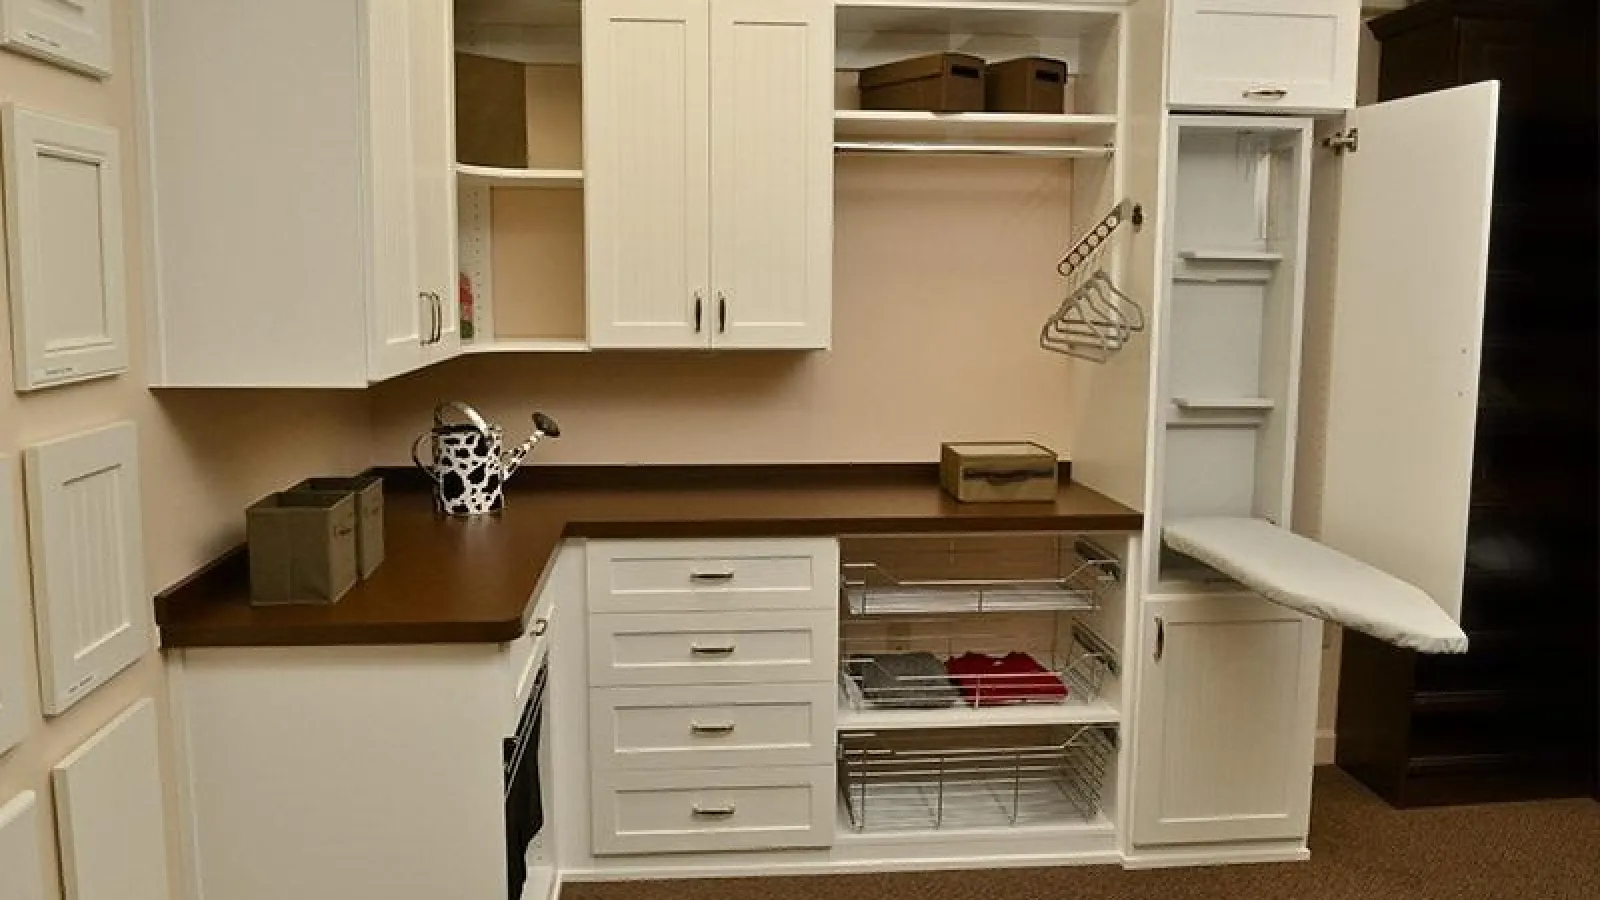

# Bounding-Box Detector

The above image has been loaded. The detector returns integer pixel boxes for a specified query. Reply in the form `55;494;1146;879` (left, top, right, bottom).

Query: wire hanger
1041;199;1148;363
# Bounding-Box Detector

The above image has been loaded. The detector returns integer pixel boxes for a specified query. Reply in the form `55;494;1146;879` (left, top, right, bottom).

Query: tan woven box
939;442;1059;503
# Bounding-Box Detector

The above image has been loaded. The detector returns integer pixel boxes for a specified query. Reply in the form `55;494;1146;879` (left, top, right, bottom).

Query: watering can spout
504;411;562;479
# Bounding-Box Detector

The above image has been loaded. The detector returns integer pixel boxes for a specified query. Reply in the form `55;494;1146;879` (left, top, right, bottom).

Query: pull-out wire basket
841;622;1118;712
839;725;1117;832
842;534;1122;616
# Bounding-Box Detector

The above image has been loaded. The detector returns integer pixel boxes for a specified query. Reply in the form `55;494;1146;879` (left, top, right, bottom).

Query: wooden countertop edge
155;463;1142;649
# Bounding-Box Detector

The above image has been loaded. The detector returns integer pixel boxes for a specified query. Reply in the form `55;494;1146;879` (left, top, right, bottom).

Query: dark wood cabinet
1337;0;1598;807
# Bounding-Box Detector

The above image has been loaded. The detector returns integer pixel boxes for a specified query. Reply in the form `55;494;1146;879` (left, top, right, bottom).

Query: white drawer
591;766;834;855
591;683;835;771
588;609;836;687
1169;0;1358;112
586;538;839;614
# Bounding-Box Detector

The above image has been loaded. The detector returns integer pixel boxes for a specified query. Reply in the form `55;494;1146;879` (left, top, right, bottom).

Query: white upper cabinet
586;0;832;350
1168;0;1359;113
1319;82;1500;626
146;0;458;387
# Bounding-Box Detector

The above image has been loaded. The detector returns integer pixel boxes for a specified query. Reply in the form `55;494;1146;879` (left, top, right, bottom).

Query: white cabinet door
23;423;147;716
52;700;172;900
586;0;712;349
708;0;832;349
1;105;127;391
410;0;460;364
1319;82;1500;626
0;457;30;756
0;791;46;900
0;0;112;76
1169;0;1358;112
1131;594;1320;846
366;0;430;380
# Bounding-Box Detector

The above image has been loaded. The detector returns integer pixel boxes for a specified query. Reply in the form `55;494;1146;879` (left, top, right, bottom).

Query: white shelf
455;164;583;189
839;697;1119;731
836;2;1122;41
460;338;590;354
1178;248;1284;263
835;110;1115;146
1172;397;1276;411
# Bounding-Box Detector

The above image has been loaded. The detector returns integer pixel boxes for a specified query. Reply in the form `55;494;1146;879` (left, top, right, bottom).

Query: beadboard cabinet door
0;457;31;756
1;105;127;391
1131;594;1321;846
52;700;172;900
708;0;832;349
585;0;712;349
23;423;147;716
0;791;46;900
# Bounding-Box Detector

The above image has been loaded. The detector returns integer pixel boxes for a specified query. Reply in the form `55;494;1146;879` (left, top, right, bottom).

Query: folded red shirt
945;652;1068;706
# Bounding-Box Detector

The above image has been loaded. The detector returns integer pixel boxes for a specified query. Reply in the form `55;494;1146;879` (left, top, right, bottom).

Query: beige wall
0;3;369;897
373;156;1081;465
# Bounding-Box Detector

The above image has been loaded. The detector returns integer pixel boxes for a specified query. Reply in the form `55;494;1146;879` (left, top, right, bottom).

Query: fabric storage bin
247;492;359;605
287;475;385;578
859;52;986;112
986;57;1071;113
940;442;1059;503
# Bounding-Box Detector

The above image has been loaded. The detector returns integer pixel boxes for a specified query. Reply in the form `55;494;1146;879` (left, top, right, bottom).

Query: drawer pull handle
1243;87;1288;100
692;804;737;818
690;721;736;735
690;571;736;582
690;644;737;656
531;618;548;637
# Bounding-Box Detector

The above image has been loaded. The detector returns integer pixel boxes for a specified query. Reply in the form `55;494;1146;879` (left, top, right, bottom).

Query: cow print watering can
411;402;561;516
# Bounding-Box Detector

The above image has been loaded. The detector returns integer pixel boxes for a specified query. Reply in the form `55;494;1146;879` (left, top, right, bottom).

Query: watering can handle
434;401;492;434
411;433;441;483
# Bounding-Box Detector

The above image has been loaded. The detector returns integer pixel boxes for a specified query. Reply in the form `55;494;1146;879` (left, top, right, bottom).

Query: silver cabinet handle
693;290;704;333
716;291;728;333
1155;616;1165;662
690;643;736;656
433;292;444;343
418;292;433;345
690;721;736;735
531;618;548;637
689;571;735;582
1243;87;1288;100
691;804;736;818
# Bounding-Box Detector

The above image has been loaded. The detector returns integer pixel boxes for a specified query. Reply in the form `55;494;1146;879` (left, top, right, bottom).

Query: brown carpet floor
566;767;1600;900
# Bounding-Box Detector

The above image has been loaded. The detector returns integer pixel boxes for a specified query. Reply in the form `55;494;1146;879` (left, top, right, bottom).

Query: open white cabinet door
1320;82;1500;627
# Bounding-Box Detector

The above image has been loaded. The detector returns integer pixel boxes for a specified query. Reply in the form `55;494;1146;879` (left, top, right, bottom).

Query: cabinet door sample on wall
0;0;112;77
23;422;147;715
1;105;127;391
52;700;173;900
0;791;47;900
0;457;32;756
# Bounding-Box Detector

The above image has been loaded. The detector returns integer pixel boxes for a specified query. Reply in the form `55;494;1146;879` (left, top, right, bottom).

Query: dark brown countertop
155;464;1142;648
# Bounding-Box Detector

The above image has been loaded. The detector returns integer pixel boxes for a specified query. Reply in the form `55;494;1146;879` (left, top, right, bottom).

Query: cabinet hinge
1323;128;1359;155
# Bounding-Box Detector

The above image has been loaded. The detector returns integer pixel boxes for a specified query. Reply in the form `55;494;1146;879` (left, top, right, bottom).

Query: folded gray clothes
853;652;961;709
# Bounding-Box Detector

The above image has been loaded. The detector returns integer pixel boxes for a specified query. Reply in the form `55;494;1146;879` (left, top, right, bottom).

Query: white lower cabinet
1130;594;1321;847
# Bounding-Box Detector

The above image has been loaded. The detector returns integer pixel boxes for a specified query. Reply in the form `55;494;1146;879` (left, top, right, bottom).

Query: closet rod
833;141;1115;159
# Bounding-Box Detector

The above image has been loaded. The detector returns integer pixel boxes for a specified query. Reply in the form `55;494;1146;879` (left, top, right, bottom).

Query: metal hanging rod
834;141;1115;159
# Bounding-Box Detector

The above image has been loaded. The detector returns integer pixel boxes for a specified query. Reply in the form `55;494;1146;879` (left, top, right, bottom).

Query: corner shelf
1172;397;1275;412
834;110;1117;146
459;339;589;354
455;164;583;189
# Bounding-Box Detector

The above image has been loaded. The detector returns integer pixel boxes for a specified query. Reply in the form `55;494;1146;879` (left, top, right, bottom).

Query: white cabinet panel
52;699;173;900
0;791;46;900
1320;83;1500;626
1;105;126;391
24;423;146;715
409;0;459;362
0;457;31;756
591;682;835;770
1131;594;1320;846
588;609;836;687
0;0;111;76
1169;0;1358;112
592;765;835;855
587;537;839;614
709;0;832;349
585;0;711;348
